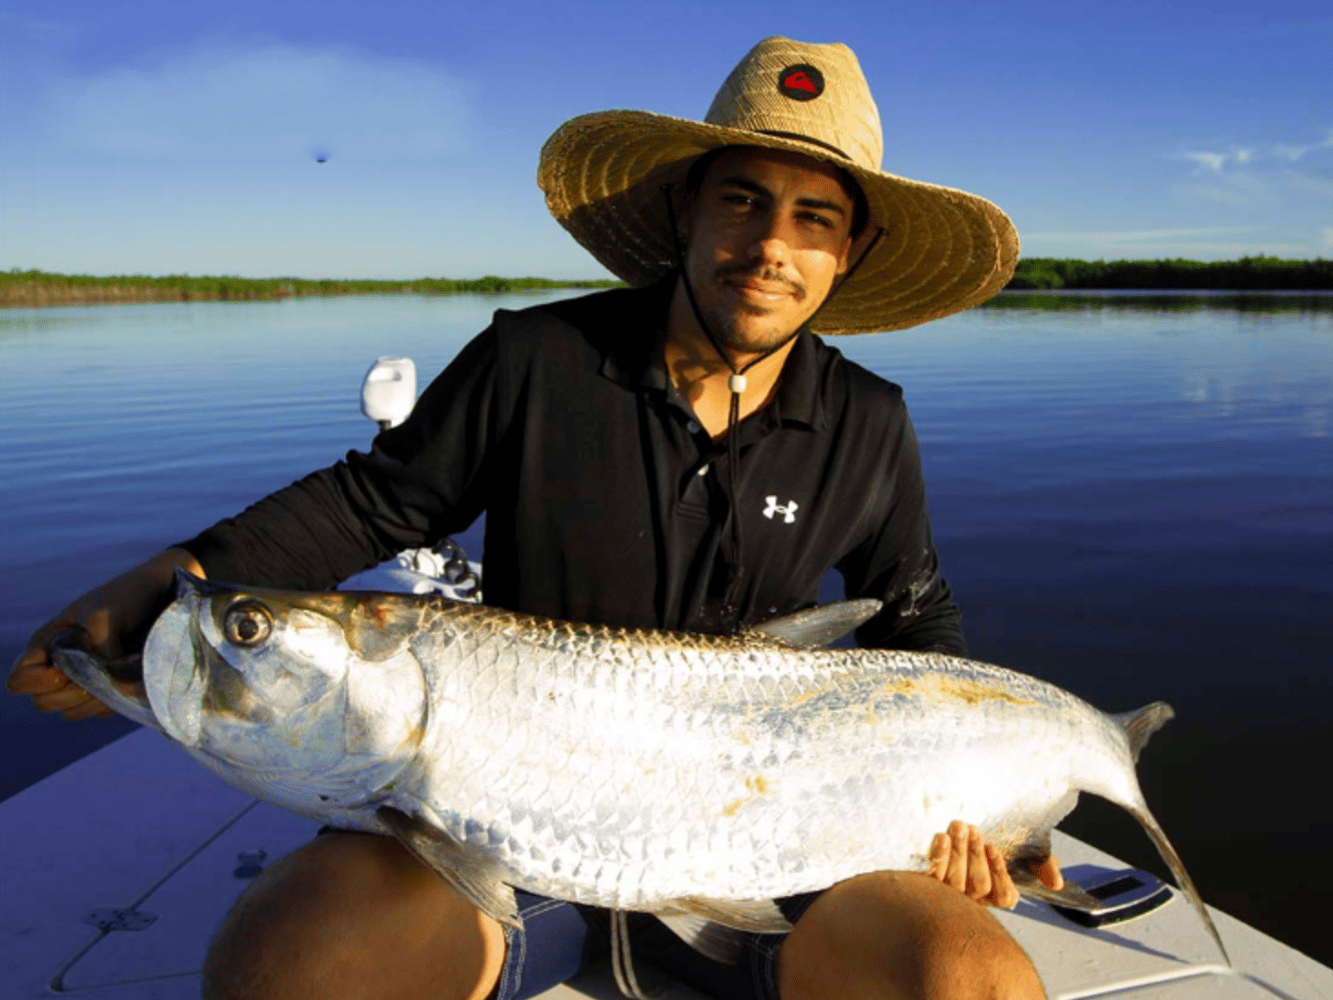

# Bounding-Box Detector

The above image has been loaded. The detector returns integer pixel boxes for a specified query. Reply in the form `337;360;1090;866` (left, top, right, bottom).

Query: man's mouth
719;269;804;303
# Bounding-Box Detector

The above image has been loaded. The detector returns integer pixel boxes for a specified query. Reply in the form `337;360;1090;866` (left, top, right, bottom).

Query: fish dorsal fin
752;599;883;648
671;896;793;933
1112;702;1175;762
376;806;520;930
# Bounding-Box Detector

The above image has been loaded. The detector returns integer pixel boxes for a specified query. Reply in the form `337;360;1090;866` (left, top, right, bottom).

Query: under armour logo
763;495;799;524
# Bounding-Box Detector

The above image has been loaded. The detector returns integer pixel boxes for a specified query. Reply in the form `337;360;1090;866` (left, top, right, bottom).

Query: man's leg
777;870;1046;1000
202;830;506;1000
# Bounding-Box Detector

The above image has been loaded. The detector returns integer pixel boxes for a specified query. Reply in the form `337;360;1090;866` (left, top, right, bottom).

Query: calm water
2;292;1330;963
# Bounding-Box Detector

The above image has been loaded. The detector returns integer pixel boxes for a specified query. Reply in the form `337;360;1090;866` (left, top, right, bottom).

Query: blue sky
2;0;1330;279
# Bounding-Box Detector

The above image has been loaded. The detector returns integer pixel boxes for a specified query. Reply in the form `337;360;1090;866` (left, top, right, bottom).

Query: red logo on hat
778;64;825;101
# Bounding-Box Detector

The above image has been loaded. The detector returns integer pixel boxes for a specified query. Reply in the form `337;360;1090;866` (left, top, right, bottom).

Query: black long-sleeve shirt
182;279;964;653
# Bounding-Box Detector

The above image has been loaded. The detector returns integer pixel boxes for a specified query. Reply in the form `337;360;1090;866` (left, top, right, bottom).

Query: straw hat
538;37;1019;335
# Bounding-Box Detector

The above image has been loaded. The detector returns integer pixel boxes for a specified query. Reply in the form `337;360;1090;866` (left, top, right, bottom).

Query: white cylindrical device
361;356;417;430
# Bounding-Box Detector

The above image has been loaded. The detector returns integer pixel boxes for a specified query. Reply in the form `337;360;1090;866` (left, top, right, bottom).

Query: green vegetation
1007;256;1332;291
0;269;623;308
7;257;1331;310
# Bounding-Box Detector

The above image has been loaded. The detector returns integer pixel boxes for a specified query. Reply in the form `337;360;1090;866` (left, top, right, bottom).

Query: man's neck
663;276;800;440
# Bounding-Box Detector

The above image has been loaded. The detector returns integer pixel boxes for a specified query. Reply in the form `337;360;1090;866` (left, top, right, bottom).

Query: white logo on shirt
763;495;799;524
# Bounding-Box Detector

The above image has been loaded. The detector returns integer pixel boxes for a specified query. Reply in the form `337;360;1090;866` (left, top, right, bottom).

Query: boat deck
2;728;1328;999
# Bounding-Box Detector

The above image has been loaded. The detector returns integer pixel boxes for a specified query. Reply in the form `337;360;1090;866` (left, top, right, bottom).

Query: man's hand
7;547;204;721
927;819;1063;909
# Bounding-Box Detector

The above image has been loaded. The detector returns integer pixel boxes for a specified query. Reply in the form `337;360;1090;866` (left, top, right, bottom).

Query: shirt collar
599;273;828;432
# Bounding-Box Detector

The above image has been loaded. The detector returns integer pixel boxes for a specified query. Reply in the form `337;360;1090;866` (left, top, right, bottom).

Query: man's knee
778;871;1046;1000
202;831;506;1000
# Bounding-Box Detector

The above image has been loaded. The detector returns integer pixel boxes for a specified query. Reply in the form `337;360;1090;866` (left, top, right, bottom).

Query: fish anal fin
1010;866;1101;909
671;896;793;934
1112;702;1174;763
376;806;520;930
751;600;882;648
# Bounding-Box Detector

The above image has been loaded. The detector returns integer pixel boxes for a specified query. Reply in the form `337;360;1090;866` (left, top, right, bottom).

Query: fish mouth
47;628;159;730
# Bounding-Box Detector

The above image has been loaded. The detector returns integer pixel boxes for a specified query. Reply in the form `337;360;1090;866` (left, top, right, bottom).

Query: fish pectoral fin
673;896;793;934
376;806;520;930
751;599;883;648
653;913;745;965
1009;866;1100;909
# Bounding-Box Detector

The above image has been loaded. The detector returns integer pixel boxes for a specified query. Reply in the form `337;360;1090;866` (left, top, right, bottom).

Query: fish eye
223;602;273;647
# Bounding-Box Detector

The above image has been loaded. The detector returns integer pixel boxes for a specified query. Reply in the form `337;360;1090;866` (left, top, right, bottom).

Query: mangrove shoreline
4;256;1331;309
0;271;622;308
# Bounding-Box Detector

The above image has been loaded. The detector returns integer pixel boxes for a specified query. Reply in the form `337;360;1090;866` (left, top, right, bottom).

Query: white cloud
1272;132;1333;162
1181;151;1227;172
1171;131;1333;210
1023;228;1247;244
46;42;470;163
1175;132;1332;174
1016;227;1324;260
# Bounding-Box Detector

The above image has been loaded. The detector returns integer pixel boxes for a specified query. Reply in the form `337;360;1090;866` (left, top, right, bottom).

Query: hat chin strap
661;187;884;627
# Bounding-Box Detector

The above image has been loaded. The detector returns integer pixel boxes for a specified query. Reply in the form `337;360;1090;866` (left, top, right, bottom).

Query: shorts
490;890;822;1000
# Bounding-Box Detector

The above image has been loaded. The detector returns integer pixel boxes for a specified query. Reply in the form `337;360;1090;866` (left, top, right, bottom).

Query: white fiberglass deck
1;728;1328;1000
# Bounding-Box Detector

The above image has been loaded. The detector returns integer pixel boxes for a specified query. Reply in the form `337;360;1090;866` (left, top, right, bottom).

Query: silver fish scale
389;606;1132;911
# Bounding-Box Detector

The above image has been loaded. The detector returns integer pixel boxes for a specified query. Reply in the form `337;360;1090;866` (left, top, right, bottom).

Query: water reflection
983;290;1333;313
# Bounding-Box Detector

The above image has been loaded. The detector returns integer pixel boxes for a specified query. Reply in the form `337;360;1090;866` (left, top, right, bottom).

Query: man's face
683;146;856;356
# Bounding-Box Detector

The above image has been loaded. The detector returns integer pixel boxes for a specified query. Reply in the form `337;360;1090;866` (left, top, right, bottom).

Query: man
10;37;1059;1000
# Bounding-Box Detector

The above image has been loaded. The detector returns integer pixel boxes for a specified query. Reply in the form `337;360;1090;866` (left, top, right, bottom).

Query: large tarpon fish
52;571;1226;979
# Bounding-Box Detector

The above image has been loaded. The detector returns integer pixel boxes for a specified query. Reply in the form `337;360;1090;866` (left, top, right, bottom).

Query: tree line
0;270;622;307
1007;256;1332;291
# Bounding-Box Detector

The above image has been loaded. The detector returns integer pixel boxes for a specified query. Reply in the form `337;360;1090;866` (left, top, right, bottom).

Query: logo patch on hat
777;64;825;101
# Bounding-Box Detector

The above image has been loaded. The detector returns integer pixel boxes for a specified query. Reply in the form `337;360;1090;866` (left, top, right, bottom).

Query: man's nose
745;213;794;265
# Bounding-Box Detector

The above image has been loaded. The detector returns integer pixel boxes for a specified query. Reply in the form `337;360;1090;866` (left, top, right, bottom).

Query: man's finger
31;683;97;714
986;844;1019;909
927;831;949;879
7;661;71;696
1031;854;1064;891
965;825;991;901
944;820;968;891
62;698;115;722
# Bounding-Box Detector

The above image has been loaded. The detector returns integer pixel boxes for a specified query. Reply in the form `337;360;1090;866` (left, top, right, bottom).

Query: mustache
714;264;806;300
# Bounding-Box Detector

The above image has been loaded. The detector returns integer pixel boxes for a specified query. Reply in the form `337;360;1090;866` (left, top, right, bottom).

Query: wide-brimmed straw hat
538;36;1019;335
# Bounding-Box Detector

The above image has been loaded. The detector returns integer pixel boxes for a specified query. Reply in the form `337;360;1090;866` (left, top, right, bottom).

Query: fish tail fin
1128;802;1230;967
1112;701;1174;763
